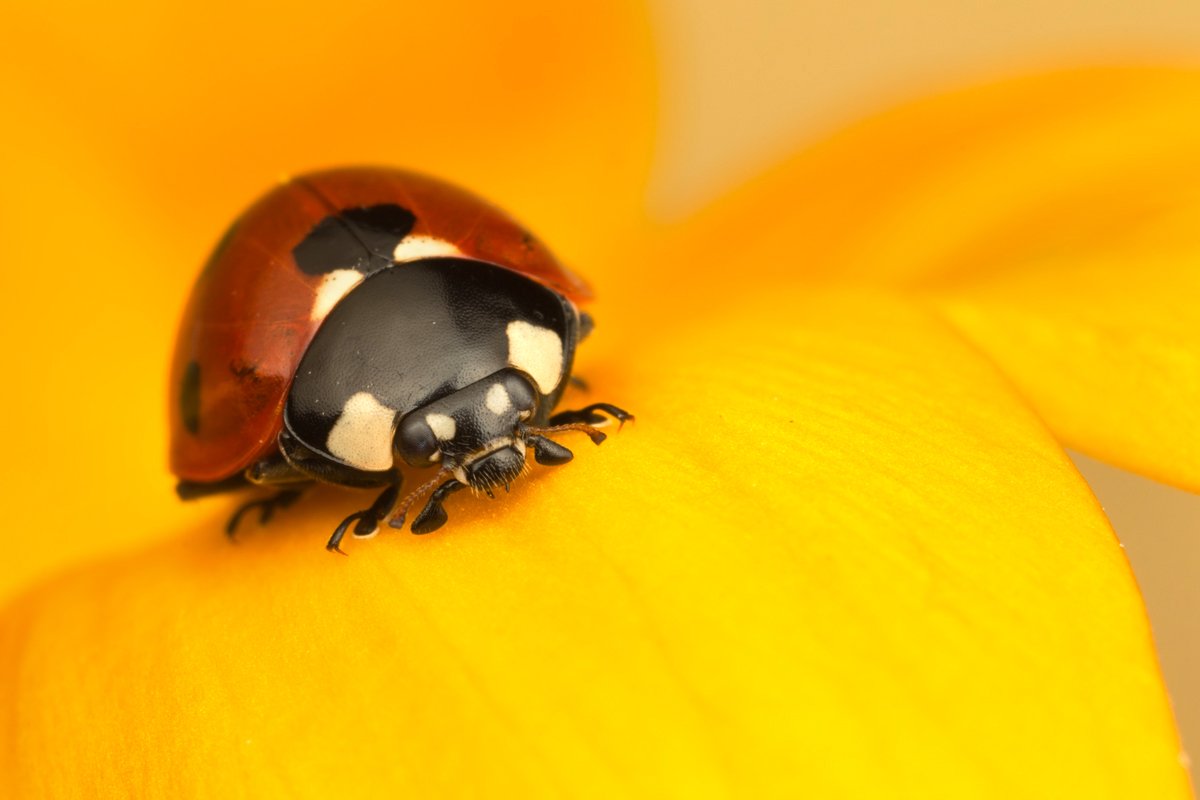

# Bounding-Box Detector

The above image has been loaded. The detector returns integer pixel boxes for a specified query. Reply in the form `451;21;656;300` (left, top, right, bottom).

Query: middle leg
227;451;316;538
226;488;307;538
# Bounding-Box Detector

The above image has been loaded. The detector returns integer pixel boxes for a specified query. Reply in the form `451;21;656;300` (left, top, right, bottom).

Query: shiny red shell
169;167;591;483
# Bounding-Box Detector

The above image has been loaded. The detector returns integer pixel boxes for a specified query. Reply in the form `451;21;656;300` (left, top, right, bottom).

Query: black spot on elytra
227;359;284;419
342;204;416;255
292;203;416;276
229;359;259;380
181;360;201;434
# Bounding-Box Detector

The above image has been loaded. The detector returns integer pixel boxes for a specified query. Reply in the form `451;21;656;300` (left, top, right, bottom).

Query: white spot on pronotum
393;235;461;263
426;413;457;441
506;321;563;394
311;269;363;320
485;383;511;415
327;392;397;471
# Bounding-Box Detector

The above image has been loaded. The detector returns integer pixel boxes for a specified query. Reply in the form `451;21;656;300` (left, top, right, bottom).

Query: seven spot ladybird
170;167;632;552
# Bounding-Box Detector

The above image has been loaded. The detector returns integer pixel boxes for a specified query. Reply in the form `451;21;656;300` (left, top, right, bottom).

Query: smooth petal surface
0;0;655;601
656;66;1200;493
0;288;1187;797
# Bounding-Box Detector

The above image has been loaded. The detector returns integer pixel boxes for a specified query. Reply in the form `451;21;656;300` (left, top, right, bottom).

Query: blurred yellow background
1;0;1199;794
647;1;1200;786
650;0;1200;219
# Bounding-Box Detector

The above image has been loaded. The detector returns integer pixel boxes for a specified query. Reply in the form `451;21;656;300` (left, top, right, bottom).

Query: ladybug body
172;168;630;551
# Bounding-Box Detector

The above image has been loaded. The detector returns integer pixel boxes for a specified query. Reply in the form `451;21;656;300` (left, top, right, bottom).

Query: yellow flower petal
656;66;1200;494
927;254;1200;495
0;0;655;600
0;289;1186;796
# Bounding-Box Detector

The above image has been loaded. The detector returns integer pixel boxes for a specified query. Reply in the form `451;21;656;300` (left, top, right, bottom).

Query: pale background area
647;0;1200;786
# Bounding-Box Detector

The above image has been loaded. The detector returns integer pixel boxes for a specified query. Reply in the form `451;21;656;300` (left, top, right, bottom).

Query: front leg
526;434;575;465
518;401;633;457
549;402;635;429
410;479;467;535
326;481;404;554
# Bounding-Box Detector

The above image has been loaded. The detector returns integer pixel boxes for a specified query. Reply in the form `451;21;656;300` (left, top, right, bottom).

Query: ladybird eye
395;414;441;467
503;371;539;414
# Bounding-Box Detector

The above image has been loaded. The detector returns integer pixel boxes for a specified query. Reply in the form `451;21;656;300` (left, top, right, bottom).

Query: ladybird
171;167;631;552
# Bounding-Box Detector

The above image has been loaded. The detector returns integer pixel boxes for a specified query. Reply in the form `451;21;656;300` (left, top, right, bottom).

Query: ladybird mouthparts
456;440;528;490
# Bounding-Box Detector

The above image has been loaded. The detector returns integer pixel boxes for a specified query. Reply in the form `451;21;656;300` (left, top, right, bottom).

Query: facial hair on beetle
384;369;612;539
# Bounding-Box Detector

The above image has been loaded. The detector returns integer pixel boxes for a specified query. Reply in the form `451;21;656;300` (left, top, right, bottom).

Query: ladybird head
395;369;539;490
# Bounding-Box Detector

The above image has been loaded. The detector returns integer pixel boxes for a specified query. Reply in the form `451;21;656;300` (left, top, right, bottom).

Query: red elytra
169;167;592;484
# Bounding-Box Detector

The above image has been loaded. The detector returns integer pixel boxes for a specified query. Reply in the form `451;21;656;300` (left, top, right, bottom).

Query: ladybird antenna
388;470;448;530
522;422;608;446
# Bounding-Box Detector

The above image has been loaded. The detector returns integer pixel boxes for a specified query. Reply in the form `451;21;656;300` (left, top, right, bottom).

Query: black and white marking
284;258;577;472
292;203;460;322
326;391;398;471
292;204;416;277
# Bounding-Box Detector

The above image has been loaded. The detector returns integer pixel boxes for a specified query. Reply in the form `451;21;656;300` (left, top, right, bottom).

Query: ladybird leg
226;489;307;539
410;479;467;535
568;375;589;391
223;453;314;538
548;402;635;430
176;474;251;500
326;513;366;555
352;483;403;538
326;482;403;555
246;452;312;486
526;434;575;466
